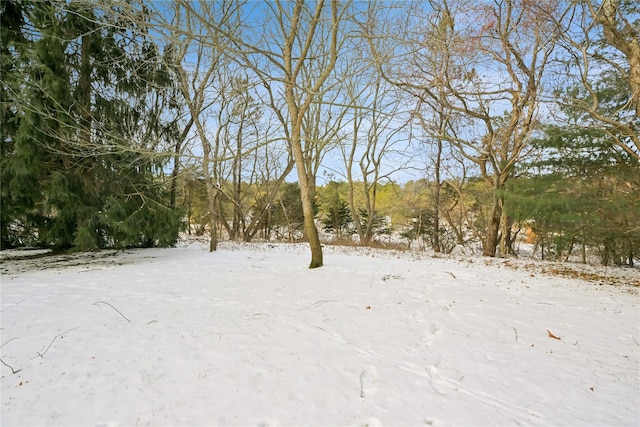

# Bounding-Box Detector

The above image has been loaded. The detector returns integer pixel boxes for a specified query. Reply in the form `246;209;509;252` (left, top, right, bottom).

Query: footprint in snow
413;311;426;324
360;366;378;398
425;365;448;396
359;417;384;427
424;417;444;426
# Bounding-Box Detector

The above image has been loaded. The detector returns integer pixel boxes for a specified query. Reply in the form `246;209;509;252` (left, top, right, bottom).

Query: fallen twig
445;271;456;279
1;337;18;349
93;301;130;322
299;299;338;311
547;329;561;340
632;336;640;347
31;327;79;359
0;358;21;374
513;327;518;341
250;255;266;268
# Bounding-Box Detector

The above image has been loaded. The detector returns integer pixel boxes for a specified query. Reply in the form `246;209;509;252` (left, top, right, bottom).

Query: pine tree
0;0;28;248
506;73;639;265
357;208;391;242
1;1;183;251
322;199;352;237
271;183;307;241
321;181;353;238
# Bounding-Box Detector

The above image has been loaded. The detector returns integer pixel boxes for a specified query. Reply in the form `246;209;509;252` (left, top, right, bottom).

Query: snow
1;240;639;426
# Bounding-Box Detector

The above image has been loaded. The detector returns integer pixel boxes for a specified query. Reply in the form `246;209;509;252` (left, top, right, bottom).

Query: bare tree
275;0;349;267
157;1;242;251
217;75;296;242
368;0;565;256
342;70;409;246
411;110;451;253
195;0;351;267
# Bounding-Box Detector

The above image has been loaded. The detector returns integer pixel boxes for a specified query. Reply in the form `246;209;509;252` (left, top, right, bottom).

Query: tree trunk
79;35;92;137
186;184;192;235
346;109;365;245
280;0;337;268
208;203;218;252
217;194;233;240
432;139;443;253
291;129;323;268
483;191;502;257
232;119;243;239
288;96;322;265
169;118;193;208
169;147;180;209
499;205;513;257
200;118;217;252
204;178;218;252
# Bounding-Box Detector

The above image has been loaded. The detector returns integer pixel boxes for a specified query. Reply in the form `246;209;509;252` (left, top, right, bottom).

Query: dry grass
321;238;409;252
499;259;640;289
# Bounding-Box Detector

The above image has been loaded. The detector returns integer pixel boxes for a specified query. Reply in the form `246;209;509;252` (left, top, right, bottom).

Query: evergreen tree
357;208;391;241
322;199;352;237
271;183;307;241
0;0;27;248
321;181;353;238
506;70;639;265
1;1;183;251
401;208;434;246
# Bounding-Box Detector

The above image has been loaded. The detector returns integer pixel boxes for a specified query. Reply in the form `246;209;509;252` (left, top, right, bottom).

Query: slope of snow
1;241;639;426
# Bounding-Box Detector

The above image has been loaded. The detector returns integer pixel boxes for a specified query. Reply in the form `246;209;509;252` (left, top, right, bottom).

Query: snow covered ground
1;240;639;426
